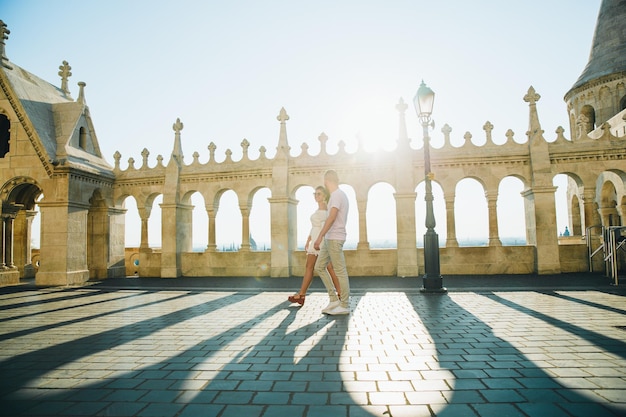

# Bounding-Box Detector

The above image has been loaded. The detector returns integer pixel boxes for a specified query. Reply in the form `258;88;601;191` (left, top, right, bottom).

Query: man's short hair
324;169;339;184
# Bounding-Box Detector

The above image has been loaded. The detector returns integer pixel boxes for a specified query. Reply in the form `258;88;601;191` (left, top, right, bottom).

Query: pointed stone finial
77;81;86;104
173;118;184;134
141;148;150;168
208;142;217;162
441;124;452;145
276;107;290;156
524;86;544;140
171;118;184;162
59;61;72;97
0;20;11;69
241;138;250;159
396;97;409;147
277;107;289;123
483;121;494;143
523;86;541;105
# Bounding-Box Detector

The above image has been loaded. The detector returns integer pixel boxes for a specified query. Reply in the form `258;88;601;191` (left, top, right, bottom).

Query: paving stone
470;403;527;417
1;281;626;417
261;405;306;417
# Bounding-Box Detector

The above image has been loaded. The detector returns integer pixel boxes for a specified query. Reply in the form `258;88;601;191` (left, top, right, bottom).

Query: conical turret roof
569;0;626;91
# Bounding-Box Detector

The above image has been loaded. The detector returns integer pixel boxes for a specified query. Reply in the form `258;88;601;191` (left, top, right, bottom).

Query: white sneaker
322;300;340;314
327;305;350;315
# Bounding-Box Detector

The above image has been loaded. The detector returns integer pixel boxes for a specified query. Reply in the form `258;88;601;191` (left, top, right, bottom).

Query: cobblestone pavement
1;276;625;417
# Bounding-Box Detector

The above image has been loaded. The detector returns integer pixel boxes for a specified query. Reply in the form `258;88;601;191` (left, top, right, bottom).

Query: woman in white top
288;186;340;306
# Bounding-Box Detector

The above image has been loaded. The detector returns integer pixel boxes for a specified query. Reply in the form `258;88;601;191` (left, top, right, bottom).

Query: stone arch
87;189;112;279
215;188;241;251
455;177;488;246
79;126;87;150
557;172;584;236
118;194;141;248
248;186;271;251
144;192;163;249
596;172;622;227
181;190;208;251
497;176;527;245
366;182;397;248
0;177;43;280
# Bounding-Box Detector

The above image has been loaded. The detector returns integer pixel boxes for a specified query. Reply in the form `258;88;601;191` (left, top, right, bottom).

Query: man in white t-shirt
314;169;350;315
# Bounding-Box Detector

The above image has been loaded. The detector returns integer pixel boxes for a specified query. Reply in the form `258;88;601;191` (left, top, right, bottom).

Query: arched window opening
620;95;626;112
190;192;208;251
366;182;396;248
123;196;141;249
0;114;10;158
148;195;163;249
78;127;87;150
454;178;488;246
570;195;582;235
497;177;526;245
249;188;271;251
216;190;241;251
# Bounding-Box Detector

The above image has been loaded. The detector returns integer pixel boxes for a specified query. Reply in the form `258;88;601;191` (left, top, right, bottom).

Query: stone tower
564;0;626;140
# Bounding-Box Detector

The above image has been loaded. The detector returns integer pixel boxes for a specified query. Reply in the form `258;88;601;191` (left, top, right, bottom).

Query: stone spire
276;107;290;157
171;118;184;163
58;61;72;97
569;0;626;91
0;20;12;69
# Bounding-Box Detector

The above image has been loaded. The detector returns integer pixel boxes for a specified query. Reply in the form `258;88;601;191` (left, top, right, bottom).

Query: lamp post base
420;274;447;293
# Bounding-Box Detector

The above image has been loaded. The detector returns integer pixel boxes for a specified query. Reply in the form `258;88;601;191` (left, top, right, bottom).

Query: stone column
356;198;369;250
522;185;560;274
36;201;90;286
14;210;37;278
582;189;601;230
486;191;502;246
240;205;251;252
617;204;625;226
160;203;181;278
269;196;297;277
395;192;418;276
138;208;150;251
87;205;110;279
0;215;5;268
6;216;14;268
444;193;458;247
598;206;619;227
206;206;217;252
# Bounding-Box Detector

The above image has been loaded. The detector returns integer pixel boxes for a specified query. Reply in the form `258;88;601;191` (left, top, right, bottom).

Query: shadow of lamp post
413;80;447;293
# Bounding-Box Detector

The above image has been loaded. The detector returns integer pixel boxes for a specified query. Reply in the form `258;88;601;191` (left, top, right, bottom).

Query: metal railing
604;226;626;286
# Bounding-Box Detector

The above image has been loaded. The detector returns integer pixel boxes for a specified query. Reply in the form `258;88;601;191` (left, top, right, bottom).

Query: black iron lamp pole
413;81;447;293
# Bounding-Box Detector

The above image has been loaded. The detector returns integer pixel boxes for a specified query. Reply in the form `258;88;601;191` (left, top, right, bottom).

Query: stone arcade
0;0;625;286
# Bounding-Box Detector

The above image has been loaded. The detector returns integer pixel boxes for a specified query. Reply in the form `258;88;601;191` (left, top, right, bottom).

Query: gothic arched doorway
0;177;42;283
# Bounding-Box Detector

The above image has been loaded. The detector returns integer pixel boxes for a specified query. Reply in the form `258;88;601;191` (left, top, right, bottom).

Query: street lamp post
413;81;446;293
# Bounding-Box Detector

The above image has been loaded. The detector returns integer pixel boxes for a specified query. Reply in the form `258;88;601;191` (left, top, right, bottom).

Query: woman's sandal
288;294;306;305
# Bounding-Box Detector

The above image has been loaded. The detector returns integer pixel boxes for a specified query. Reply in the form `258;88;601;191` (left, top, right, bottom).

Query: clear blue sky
1;1;602;247
1;1;600;159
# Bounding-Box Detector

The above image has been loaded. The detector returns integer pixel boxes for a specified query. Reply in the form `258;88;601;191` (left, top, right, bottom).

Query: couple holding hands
288;170;351;316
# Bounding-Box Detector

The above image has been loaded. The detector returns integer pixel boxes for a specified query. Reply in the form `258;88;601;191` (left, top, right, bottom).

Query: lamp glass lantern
413;80;435;121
